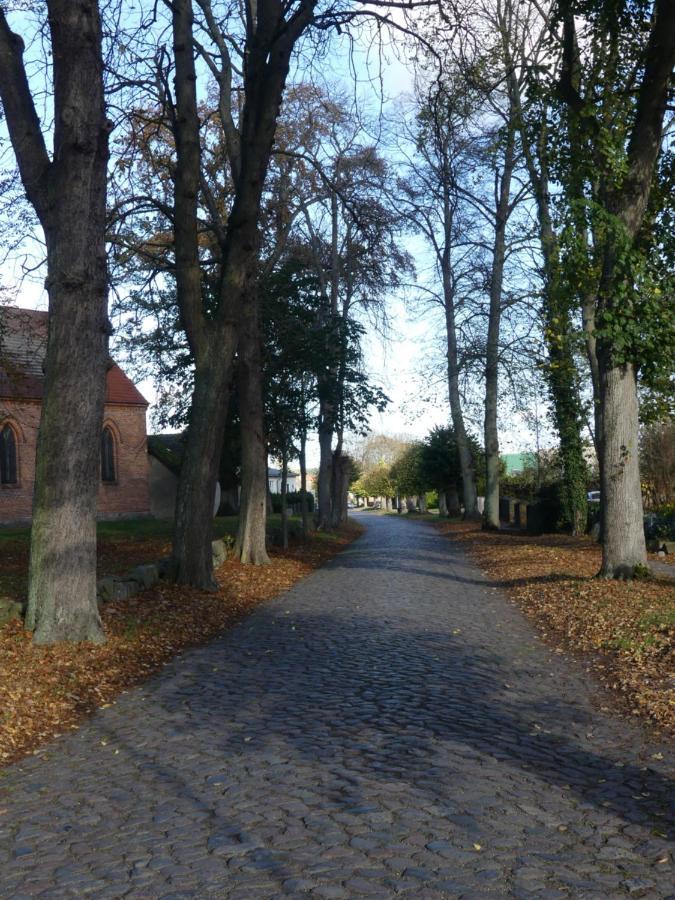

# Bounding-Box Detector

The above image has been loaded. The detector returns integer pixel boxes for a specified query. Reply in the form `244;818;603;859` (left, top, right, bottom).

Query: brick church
0;307;150;524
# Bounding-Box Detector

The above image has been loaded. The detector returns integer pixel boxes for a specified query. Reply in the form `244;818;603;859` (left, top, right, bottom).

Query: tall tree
0;2;110;643
288;94;410;528
399;82;482;519
500;1;589;534
482;101;518;531
112;3;427;582
554;0;675;576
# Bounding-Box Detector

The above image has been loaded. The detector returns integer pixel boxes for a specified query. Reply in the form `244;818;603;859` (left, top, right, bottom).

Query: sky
0;4;551;471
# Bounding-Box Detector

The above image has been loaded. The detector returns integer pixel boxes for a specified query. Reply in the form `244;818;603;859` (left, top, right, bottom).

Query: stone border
96;538;230;606
0;539;231;625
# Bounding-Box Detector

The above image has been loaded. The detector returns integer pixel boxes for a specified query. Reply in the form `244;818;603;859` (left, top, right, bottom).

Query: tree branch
620;0;675;235
0;11;51;223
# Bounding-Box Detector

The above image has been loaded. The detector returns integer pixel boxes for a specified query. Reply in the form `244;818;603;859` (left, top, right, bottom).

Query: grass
0;517;185;547
0;514;308;604
0;513;300;541
381;509;442;521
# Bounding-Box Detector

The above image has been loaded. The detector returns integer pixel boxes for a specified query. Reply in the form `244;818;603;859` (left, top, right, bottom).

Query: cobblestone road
1;514;673;898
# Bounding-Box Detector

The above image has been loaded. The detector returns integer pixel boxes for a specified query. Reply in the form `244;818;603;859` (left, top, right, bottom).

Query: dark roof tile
0;306;147;406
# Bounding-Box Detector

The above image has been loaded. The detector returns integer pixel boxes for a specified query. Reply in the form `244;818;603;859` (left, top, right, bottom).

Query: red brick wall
0;400;39;522
0;400;150;524
98;405;150;518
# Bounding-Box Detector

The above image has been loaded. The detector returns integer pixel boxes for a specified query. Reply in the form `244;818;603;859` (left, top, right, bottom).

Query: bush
644;505;675;541
270;490;314;514
268;518;304;545
587;502;601;534
501;473;538;501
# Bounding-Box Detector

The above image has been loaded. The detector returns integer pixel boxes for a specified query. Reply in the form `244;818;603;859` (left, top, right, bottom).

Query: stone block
128;564;159;590
518;502;529;528
97;577;139;603
0;598;23;626
212;539;227;568
97;576;117;603
113;580;139;601
157;557;178;581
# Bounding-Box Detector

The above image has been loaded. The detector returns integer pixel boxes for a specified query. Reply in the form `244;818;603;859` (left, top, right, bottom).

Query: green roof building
502;452;537;475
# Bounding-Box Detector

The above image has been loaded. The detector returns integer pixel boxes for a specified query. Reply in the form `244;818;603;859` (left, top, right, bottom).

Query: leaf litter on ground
435;520;674;735
0;522;363;765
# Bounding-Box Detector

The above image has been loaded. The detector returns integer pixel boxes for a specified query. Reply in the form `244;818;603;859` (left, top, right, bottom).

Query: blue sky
0;6;550;467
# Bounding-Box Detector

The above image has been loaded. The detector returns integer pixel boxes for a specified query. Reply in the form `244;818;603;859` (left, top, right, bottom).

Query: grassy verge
430;520;674;734
383;510;442;521
0;515;305;599
0;519;363;765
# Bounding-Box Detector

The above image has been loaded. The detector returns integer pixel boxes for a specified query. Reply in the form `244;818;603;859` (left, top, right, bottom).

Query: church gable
0;307;150;524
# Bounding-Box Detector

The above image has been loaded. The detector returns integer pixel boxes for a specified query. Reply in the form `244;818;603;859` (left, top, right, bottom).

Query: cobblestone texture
1;514;673;898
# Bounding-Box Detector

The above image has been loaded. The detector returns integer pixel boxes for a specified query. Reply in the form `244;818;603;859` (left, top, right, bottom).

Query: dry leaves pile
0;523;362;765
438;521;675;734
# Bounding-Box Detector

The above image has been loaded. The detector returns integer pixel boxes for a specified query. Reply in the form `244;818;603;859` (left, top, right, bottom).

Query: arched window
0;424;17;485
101;426;116;483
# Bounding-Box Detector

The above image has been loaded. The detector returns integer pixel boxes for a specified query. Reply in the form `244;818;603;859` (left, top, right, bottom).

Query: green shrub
644;505;675;541
271;490;315;514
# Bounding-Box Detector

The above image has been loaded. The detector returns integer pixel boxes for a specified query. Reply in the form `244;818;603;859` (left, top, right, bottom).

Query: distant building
268;467;299;494
502;452;538;476
0;307;149;524
147;433;224;518
147;433;184;519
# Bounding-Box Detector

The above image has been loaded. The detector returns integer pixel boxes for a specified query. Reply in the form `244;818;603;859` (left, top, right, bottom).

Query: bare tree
397;80;482;518
111;0;434;584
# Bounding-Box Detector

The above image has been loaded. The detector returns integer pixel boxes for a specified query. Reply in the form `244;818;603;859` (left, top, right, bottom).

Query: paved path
1;514;673;899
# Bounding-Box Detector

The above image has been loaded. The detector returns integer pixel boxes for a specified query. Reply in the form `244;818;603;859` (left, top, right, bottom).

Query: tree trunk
418;493;428;513
598;361;647;577
317;396;334;529
26;269;109;643
536;214;587;535
443;278;478;519
173;357;234;588
330;449;350;528
330;448;343;528
169;0;307;584
299;429;310;538
438;491;448;517
280;452;289;550
509;57;588;535
446;484;461;516
542;278;588;535
0;2;110;643
236;294;270;565
557;0;675;570
170;0;236;588
483;126;515;531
